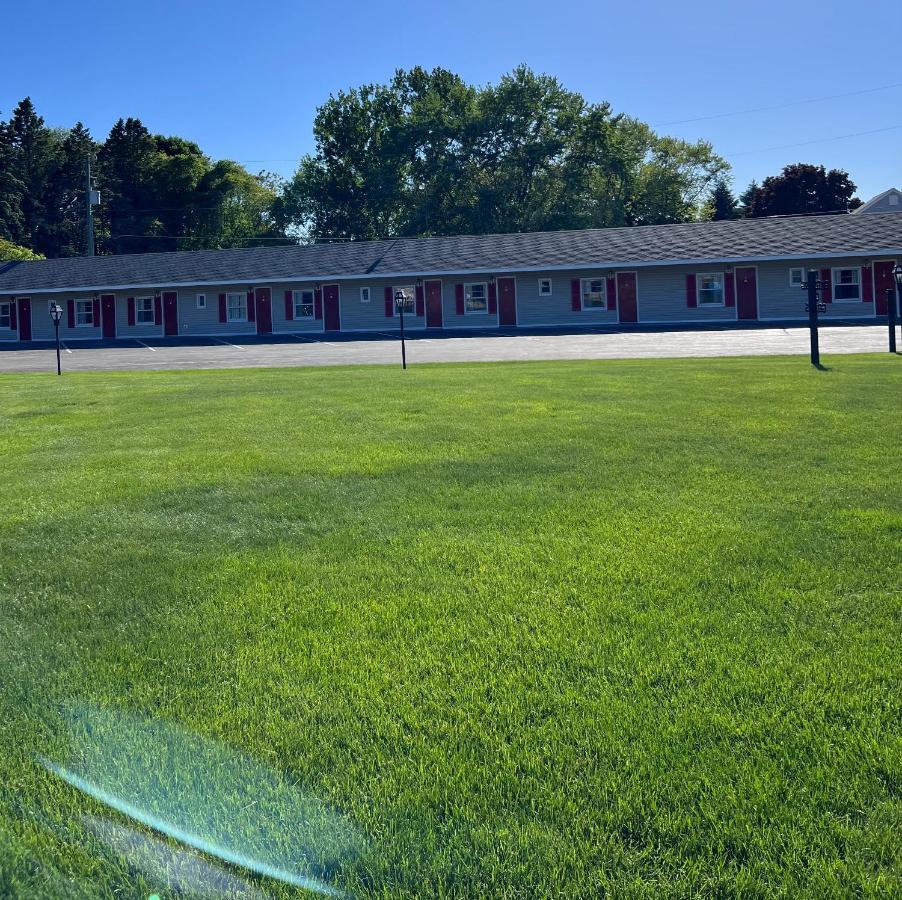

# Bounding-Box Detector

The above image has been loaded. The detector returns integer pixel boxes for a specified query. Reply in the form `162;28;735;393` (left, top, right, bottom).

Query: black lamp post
49;301;63;375
890;263;902;354
394;288;413;369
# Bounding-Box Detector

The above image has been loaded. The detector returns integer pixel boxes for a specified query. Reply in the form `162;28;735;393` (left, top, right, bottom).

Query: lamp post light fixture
889;263;902;354
394;287;414;369
49;301;63;375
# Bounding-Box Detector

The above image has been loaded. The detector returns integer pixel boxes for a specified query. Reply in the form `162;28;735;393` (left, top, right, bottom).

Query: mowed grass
0;355;900;898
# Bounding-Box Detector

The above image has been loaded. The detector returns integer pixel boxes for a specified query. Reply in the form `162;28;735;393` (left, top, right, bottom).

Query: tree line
0;66;864;259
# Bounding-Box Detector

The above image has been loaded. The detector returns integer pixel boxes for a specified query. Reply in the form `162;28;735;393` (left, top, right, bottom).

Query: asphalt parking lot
0;321;897;373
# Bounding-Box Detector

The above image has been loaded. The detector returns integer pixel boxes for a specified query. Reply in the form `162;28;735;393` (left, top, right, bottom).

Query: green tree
744;164;861;217
281;66;728;241
704;179;740;220
0;237;43;260
42;122;97;257
6;98;62;254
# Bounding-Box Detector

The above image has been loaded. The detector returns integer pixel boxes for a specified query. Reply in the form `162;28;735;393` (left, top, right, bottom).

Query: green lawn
0;356;900;898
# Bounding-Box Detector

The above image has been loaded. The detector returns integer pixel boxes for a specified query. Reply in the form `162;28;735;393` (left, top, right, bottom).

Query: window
360;287;370;303
196;293;206;309
75;299;94;326
697;273;724;306
293;289;314;318
890;194;899;206
226;292;247;322
789;268;805;288
136;296;154;324
464;283;488;314
581;278;606;309
832;268;860;301
0;303;9;329
538;278;553;297
394;285;416;315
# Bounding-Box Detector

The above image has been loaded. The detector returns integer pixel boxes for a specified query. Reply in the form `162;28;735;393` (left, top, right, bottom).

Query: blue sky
4;0;900;202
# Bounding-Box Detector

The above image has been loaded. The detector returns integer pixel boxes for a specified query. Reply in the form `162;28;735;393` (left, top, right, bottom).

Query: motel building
0;213;900;343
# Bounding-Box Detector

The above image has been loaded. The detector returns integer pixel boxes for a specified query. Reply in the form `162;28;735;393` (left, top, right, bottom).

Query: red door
255;287;272;334
16;298;31;341
735;267;758;320
323;284;340;331
162;291;179;336
498;277;517;326
425;280;443;327
616;272;638;323
874;260;895;315
100;294;116;338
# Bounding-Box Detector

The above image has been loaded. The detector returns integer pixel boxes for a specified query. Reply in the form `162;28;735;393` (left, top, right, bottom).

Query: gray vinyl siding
514;272;619;326
636;266;736;323
174;285;255;336
26;294;107;341
0;300;16;341
756;258;877;320
269;284;324;333
339;278;425;331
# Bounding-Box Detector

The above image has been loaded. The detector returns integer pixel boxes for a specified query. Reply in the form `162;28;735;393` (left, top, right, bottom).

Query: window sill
227;318;248;324
832;299;863;304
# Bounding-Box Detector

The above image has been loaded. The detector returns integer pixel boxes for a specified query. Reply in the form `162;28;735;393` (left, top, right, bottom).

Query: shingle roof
2;212;902;293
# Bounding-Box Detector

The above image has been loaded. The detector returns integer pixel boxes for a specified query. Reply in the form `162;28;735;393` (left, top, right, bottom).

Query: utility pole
85;156;95;256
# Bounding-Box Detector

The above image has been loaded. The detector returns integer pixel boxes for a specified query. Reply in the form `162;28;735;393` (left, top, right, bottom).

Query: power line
724;123;902;158
652;80;902;127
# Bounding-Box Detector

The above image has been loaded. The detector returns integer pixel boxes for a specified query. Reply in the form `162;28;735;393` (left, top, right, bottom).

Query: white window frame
581;278;606;310
196;293;206;309
697;273;725;307
831;267;861;302
538;278;553;297
394;285;416;316
789;268;805;288
360;286;370;303
0;302;9;329
463;282;489;315
135;296;154;324
75;299;94;327
293;289;315;318
226;292;248;322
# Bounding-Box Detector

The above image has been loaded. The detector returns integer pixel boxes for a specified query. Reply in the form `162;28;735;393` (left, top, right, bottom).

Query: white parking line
135;340;156;352
214;338;245;350
61;342;73;354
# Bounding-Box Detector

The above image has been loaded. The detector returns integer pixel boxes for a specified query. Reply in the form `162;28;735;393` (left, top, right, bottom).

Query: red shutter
284;290;293;320
218;293;227;322
153;295;162;326
571;279;581;311
820;268;832;303
127;297;136;326
686;274;697;308
247;289;256;322
93;297;101;326
415;284;425;317
606;276;616;311
488;281;497;315
314;288;323;320
724;272;736;307
9;300;16;331
384;286;394;317
455;284;465;315
67;299;75;328
862;265;873;303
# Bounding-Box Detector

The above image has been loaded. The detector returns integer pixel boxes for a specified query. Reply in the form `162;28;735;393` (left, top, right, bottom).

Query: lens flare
39;704;367;896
